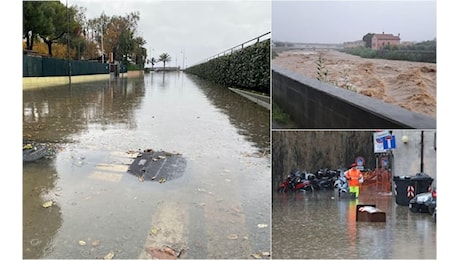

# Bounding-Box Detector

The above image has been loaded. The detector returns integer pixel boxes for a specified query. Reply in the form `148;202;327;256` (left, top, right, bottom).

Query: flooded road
272;185;436;259
23;72;270;259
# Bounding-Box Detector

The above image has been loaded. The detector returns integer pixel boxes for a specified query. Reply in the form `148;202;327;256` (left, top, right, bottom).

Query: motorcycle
277;170;316;192
334;169;349;198
315;168;339;190
277;174;294;193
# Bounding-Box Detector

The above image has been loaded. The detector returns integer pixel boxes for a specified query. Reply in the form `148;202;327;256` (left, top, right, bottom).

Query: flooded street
23;72;270;259
272;185;436;259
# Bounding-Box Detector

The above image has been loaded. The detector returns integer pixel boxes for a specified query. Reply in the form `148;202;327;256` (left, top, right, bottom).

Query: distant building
343;40;365;49
371;32;401;50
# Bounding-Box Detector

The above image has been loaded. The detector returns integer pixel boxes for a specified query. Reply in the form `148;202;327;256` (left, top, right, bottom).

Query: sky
65;0;271;68
272;0;437;44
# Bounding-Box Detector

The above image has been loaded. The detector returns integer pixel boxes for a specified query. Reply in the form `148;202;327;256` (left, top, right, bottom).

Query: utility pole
181;50;185;70
101;24;104;63
66;0;71;84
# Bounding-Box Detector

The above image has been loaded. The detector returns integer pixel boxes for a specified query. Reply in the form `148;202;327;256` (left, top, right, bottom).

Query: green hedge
185;39;270;94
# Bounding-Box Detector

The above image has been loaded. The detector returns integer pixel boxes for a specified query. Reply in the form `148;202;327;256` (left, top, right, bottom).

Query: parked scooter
277;170;316;192
277;174;294;193
315;168;339;190
334;169;349;198
294;171;316;192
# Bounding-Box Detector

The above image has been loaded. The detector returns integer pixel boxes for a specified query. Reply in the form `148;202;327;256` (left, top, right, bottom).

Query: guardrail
193;32;270;66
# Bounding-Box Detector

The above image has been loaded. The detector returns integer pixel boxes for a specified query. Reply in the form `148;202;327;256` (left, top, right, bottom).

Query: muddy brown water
272;185;436;259
23;72;270;259
272;49;436;118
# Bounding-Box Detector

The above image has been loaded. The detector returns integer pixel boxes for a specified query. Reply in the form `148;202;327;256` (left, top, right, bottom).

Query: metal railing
192;32;271;67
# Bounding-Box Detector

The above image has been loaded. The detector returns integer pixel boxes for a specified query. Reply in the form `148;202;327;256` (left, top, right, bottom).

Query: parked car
409;192;432;213
409;179;436;221
427;186;436;222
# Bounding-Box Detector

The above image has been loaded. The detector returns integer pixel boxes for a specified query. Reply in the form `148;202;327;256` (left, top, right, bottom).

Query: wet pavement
272;185;436;259
23;72;270;259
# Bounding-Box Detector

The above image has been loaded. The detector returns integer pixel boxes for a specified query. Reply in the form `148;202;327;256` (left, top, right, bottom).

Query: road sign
355;156;365;170
374;132;396;153
383;135;396;150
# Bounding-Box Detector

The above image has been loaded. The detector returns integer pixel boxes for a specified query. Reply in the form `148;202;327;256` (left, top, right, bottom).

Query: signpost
355;156;365;171
373;131;396;153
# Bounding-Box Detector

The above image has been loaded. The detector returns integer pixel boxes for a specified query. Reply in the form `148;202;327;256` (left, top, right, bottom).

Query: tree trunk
46;40;53;57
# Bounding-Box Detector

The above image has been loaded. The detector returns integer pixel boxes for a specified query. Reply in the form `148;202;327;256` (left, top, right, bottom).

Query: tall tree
23;1;80;56
98;11;145;65
158;53;171;69
362;33;374;48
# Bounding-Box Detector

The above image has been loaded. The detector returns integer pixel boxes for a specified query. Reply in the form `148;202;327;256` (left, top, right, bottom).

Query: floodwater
272;185;436;259
23;72;271;259
272;49;436;117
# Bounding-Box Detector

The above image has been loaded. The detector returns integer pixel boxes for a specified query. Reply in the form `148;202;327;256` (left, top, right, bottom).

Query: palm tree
158;53;171;70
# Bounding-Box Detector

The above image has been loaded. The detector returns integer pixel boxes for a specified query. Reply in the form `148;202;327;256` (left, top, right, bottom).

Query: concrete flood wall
23;71;144;90
272;64;436;129
228;87;270;110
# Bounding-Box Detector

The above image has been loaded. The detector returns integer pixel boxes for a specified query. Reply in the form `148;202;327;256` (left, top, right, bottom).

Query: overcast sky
272;0;436;44
65;0;271;67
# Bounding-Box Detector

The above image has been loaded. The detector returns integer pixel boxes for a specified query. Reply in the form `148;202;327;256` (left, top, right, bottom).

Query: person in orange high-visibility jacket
345;163;364;198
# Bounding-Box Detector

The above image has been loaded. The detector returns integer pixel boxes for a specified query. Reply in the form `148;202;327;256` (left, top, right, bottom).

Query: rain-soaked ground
23;71;270;259
272;185;436;259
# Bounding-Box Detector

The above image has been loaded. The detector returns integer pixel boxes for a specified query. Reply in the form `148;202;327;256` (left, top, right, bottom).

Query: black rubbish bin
393;173;433;206
393;176;412;206
412;173;434;194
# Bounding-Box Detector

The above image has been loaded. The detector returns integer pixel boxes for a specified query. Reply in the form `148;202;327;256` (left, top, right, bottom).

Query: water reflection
23;78;145;142
23;159;62;259
188;74;270;153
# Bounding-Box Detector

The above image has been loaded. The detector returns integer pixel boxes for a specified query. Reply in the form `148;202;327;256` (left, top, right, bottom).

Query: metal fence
23;55;109;77
193;32;271;66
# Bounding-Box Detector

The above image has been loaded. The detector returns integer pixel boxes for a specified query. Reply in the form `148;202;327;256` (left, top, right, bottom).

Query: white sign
374;131;390;153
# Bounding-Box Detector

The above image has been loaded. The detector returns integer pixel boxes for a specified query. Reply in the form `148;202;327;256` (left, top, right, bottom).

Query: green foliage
23;1;79;54
341;39;436;63
126;63;143;71
185;39;270;94
158;53;171;68
342;46;377;58
315;53;330;82
315;54;357;92
362;33;374;48
272;49;278;59
272;101;297;128
24;3;146;64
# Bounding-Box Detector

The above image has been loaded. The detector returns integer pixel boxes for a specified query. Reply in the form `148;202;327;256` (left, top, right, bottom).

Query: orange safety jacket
345;168;363;187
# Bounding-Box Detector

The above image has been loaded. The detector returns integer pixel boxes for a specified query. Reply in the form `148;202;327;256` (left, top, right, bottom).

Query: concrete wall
23;70;144;90
391;130;437;180
23;74;110;90
272;64;436;129
228;87;270;110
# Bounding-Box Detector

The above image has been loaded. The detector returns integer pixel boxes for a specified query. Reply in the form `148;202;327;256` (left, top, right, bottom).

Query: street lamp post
101;24;104;63
181;50;185;70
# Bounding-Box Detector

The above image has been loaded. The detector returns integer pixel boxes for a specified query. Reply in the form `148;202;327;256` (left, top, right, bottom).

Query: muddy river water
23;72;270;259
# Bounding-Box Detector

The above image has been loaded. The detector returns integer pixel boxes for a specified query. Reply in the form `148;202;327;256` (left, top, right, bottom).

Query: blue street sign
382;135;396;150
